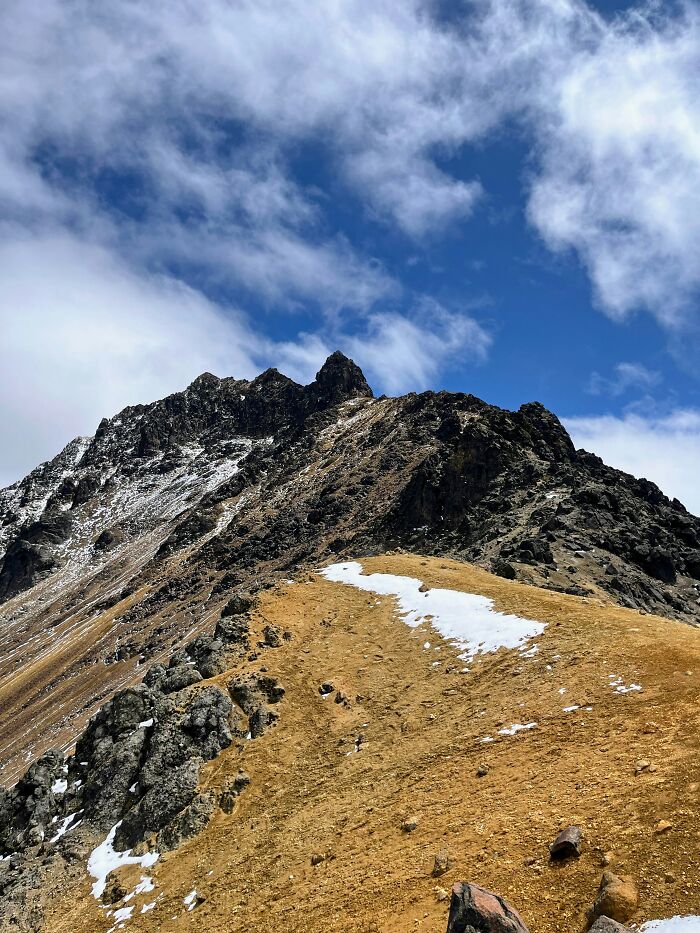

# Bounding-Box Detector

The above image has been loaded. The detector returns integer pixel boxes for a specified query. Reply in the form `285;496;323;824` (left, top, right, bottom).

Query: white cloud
346;301;492;394
0;232;262;487
565;409;700;516
2;0;699;310
527;3;700;324
587;361;662;397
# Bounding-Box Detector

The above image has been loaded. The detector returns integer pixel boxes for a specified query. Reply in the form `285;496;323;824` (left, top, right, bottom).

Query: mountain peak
311;351;373;405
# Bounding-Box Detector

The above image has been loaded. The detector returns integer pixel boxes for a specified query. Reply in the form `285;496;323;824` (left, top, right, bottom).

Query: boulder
221;593;255;617
591;872;638;924
445;883;530;933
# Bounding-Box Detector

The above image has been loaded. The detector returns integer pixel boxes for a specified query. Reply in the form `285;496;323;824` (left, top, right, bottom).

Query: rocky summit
1;354;699;932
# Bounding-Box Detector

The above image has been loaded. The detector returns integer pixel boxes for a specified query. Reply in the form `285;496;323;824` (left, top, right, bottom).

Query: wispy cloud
525;2;700;325
587;362;662;397
345;299;492;394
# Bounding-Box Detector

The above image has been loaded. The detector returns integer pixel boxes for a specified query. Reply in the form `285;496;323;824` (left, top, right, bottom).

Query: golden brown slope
43;554;700;933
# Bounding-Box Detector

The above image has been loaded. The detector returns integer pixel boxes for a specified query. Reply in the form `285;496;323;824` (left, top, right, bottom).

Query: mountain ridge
2;353;700;931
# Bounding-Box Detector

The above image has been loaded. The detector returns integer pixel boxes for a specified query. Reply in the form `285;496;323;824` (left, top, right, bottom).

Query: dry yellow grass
39;554;700;932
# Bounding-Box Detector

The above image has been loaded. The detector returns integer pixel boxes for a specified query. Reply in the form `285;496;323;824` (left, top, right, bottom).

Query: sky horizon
1;0;699;514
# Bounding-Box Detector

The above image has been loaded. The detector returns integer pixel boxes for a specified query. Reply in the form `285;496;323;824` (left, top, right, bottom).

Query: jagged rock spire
311;351;373;406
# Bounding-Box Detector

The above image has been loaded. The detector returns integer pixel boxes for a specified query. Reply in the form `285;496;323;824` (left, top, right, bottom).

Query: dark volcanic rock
549;825;581;860
309;350;373;408
589;918;632;933
445;882;530;933
2;351;700;811
0;514;72;598
0;751;66;854
2;352;699;631
229;673;285;738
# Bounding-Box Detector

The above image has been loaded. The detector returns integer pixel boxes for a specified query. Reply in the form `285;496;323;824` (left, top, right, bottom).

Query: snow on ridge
319;561;546;662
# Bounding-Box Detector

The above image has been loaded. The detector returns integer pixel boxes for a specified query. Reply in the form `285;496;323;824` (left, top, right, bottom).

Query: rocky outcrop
229;673;285;738
0;591;282;926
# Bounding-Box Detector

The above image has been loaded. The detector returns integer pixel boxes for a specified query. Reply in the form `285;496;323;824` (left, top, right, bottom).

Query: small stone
262;624;281;647
476;764;489;778
664;872;676;884
432;850;451;877
602;851;615;867
418;583;429;593
334;691;348;704
654;820;673;834
435;886;449;902
401;817;419;833
523;856;536;867
311;852;326;866
550;825;581;860
319;682;334;696
635;760;650;774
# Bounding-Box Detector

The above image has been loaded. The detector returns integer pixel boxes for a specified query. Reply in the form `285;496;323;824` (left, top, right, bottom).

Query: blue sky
1;0;699;513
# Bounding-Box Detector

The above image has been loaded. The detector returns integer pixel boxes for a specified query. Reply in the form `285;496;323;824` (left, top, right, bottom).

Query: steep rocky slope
1;355;700;931
1;556;699;932
1;354;699;783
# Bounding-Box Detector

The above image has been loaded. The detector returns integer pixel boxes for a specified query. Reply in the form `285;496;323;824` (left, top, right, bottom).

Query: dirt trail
44;554;700;932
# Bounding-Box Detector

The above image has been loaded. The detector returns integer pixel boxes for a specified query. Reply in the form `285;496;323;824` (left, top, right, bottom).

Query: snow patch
641;919;700;931
497;723;537;736
51;778;68;794
319;562;546;662
609;675;642;694
184;889;198;911
124;876;155;902
87;821;159;899
49;810;83;843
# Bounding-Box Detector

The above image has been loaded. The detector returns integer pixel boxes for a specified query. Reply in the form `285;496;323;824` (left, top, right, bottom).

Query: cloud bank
1;0;699;489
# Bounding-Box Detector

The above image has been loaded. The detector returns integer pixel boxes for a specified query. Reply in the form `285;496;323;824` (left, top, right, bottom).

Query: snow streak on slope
320;561;546;661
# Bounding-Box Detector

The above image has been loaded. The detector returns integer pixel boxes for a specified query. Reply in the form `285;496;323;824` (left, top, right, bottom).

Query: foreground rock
589;918;632;932
591;872;639;925
446;883;531;933
549;825;581;860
